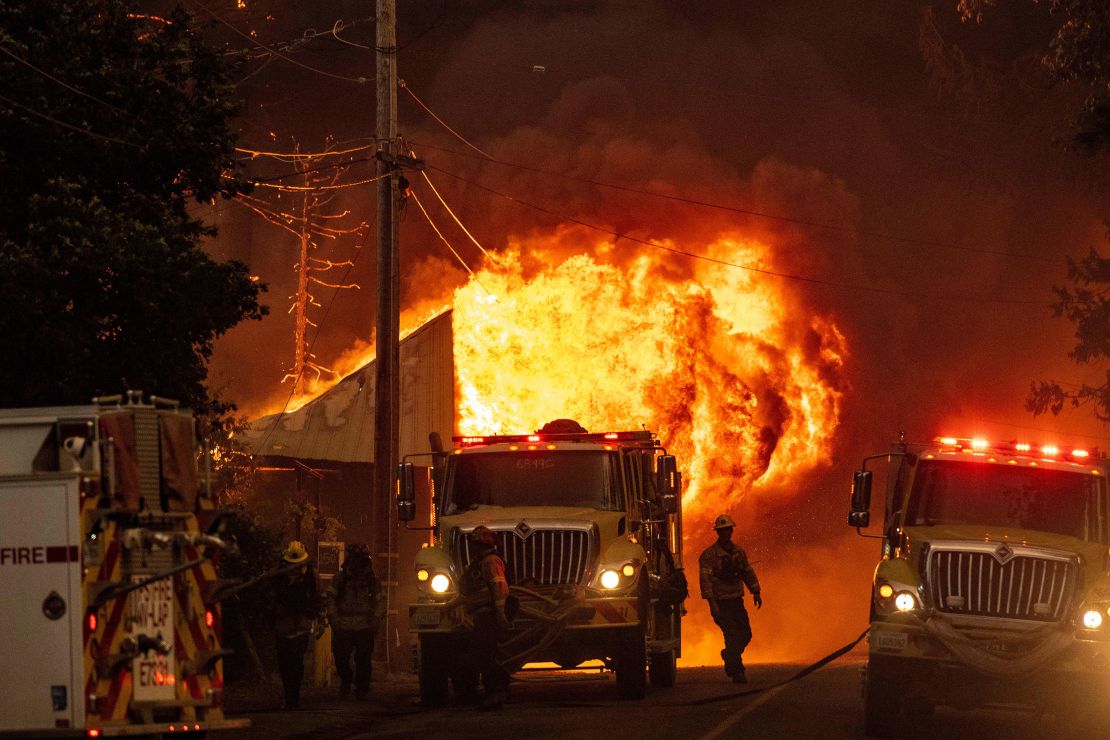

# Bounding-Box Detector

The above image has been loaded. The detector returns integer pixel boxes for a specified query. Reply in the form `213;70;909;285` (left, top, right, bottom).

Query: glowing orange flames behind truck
453;238;847;512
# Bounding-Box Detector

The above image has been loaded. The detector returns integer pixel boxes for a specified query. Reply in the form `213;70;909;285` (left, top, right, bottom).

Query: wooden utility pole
374;0;399;671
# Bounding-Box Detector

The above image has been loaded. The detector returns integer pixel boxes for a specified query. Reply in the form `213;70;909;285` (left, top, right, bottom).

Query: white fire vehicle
0;392;247;738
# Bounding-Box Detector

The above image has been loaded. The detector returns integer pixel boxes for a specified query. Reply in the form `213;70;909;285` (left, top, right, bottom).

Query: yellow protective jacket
462;550;509;615
698;541;760;601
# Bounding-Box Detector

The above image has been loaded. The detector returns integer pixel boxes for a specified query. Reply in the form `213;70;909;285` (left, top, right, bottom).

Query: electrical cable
331;18;372;50
396;82;1056;264
0;45;125;113
187;1;371;84
0;92;140;148
425;164;1048;306
236;143;375;160
418;171;496;261
408;138;1057;265
247;155;377;184
399;80;491;158
251;173;388;192
410;189;494;296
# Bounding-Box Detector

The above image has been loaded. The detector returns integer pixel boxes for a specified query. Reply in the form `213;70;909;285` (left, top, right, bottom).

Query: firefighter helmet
345;542;370;558
713;514;737;530
345;542;371;567
470;525;497;548
283;540;309;563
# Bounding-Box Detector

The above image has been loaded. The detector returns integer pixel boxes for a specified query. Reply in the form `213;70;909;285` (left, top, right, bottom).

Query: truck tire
615;627;647;700
863;657;902;737
649;648;677;688
419;634;450;707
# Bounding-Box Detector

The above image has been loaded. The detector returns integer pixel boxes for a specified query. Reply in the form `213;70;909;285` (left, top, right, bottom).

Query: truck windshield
442;451;622;514
907;460;1103;541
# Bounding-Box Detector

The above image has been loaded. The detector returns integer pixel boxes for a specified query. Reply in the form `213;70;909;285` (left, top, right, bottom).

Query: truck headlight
416;568;429;582
600;569;621;589
1083;609;1104;629
894;593;917;612
430;574;451;593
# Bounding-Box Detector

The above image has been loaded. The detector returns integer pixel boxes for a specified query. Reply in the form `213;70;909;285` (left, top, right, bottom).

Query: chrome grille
927;547;1076;622
455;528;592;586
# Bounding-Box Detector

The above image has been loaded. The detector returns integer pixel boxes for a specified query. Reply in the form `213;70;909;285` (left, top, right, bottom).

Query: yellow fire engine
850;435;1110;734
0;393;247;738
397;420;687;703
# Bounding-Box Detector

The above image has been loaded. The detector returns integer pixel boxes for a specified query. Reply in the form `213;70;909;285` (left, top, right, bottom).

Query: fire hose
686;627;871;705
923;616;1074;678
490;586;872;701
501;626;872;709
432;585;873;707
496;585;594;673
449;585;593;674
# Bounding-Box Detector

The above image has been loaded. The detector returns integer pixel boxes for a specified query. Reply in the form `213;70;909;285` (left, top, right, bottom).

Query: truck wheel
649;648;677;688
615;628;647;700
863;657;902;737
419;634;450;707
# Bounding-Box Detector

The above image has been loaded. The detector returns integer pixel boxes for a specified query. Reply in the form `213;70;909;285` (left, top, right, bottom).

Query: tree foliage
0;1;266;415
1027;248;1110;420
958;0;1110;153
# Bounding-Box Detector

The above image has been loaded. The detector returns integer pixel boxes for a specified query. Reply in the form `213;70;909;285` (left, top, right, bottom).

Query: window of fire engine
907;460;1104;541
442;451;622;513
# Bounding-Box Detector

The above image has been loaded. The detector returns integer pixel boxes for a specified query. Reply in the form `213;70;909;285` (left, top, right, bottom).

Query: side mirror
656;455;678;495
661;471;681;514
396;462;416;523
848;470;872;528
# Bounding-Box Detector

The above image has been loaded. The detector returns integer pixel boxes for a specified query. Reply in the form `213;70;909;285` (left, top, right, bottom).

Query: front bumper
870;618;1110;673
868;619;1110;710
409;591;641;634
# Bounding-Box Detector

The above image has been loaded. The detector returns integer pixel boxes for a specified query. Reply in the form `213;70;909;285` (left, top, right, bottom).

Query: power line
400;80;491;158
425;163;1049;307
0;92;139;148
410;189;493;295
411;139;1058;265
247;155;377;184
419;171;496;262
397;82;1056;264
252;173;388;192
0;45;125;113
236;143;375;160
188;1;371;84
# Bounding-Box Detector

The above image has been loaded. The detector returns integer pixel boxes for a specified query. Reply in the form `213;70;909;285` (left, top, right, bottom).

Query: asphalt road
215;651;1104;739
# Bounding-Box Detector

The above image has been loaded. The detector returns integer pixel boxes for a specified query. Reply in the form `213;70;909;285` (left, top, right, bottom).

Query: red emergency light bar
934;436;1097;462
453;430;656;448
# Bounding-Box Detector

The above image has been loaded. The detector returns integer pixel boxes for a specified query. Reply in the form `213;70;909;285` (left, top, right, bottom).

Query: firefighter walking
325;543;384;699
461;525;512;710
273;540;319;709
699;514;762;683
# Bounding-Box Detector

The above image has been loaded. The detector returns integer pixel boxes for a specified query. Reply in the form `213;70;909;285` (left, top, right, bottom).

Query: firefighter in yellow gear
461;525;512;709
699;514;762;683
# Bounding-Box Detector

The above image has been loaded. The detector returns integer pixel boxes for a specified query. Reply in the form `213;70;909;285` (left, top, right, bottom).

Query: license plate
412;607;441;627
874;630;908;652
129;576;176;701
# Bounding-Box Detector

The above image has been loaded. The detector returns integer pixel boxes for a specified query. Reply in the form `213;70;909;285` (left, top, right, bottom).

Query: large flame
453;232;847;510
